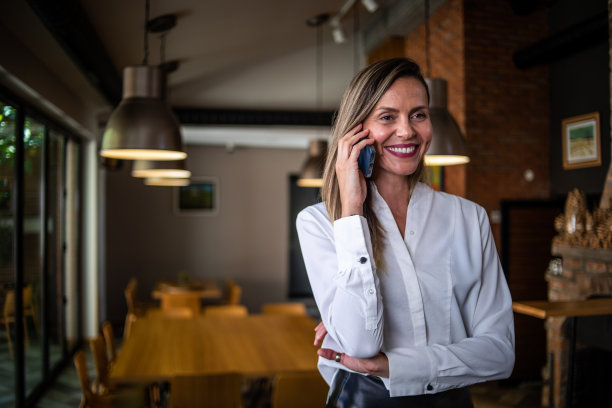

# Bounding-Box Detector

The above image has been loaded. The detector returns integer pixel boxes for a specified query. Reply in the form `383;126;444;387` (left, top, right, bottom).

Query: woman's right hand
336;123;374;218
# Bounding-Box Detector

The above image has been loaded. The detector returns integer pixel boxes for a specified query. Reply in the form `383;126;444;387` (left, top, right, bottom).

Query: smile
385;144;418;157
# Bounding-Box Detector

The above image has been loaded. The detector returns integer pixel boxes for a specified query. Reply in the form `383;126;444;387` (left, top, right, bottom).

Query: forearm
297;210;384;358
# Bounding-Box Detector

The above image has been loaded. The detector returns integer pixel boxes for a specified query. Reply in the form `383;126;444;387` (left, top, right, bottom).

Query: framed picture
562;112;601;170
174;177;219;215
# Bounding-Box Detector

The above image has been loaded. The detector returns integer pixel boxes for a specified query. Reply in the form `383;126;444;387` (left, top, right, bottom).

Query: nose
396;115;415;139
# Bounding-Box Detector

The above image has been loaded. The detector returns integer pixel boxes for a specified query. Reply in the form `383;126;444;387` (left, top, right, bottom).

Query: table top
512;298;612;319
109;314;319;383
151;278;222;299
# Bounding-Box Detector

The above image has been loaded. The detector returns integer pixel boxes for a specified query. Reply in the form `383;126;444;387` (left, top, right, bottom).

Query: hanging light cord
353;3;360;74
142;0;150;65
316;21;323;110
425;0;431;77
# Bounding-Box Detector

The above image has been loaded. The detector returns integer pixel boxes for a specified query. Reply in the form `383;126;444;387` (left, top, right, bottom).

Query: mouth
385;144;418;158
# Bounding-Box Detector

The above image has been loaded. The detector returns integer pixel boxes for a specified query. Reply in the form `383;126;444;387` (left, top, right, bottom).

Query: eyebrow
374;105;428;113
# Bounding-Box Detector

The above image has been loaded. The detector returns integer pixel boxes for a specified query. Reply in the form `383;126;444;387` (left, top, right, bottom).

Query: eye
379;114;394;121
410;111;428;121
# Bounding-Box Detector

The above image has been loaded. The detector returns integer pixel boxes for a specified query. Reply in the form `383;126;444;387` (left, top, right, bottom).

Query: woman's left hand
317;348;390;378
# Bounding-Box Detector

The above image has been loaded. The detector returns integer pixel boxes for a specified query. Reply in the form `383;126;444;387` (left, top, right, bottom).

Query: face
363;76;432;180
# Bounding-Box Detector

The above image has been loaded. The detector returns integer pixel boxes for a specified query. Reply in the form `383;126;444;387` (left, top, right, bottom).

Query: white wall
105;144;309;323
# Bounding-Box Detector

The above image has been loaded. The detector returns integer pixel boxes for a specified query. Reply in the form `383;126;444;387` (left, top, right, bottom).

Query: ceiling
2;0;448;147
19;0;451;112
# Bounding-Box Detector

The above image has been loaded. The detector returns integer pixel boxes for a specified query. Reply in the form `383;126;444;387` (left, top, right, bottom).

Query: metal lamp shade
131;159;191;179
101;66;186;161
424;78;470;166
297;139;328;187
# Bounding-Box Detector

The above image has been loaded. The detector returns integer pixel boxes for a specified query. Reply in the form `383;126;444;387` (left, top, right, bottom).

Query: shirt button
368;288;374;295
359;257;367;264
338;270;345;276
410;230;415;235
426;384;433;391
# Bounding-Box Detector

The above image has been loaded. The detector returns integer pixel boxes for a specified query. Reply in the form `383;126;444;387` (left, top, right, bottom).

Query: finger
316;348;339;361
314;327;327;346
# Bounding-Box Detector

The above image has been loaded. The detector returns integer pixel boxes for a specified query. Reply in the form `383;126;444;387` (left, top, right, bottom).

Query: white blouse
296;182;514;397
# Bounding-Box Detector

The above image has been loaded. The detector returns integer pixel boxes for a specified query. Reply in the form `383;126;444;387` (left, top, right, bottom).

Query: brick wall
463;0;550;244
400;0;551;245
546;244;612;407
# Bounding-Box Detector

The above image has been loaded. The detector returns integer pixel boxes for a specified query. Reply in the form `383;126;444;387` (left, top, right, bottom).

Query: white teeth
387;146;415;154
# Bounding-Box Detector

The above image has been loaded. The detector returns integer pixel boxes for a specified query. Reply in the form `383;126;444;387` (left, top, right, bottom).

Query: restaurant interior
1;0;611;407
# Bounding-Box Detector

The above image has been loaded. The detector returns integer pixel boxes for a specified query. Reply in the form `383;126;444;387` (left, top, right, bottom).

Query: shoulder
296;202;330;228
416;183;488;223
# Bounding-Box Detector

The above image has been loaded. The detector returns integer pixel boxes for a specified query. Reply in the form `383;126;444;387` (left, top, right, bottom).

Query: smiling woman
296;58;514;408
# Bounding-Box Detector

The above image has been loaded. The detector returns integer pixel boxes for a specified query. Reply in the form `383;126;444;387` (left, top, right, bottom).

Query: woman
296;58;514;407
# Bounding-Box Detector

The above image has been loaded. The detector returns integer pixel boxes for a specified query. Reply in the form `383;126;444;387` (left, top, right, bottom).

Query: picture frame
174;177;219;216
562;112;601;170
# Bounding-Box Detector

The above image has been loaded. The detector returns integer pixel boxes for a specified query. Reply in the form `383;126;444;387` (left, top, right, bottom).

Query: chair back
159;292;201;314
262;302;307;316
102;321;117;363
224;280;242;305
3;289;14;318
170;373;243;408
147;307;195;319
271;371;329;408
74;350;96;407
123;312;137;340
124;283;137;315
89;335;110;394
203;305;248;317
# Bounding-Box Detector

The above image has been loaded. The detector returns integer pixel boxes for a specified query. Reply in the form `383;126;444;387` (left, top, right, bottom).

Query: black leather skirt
326;370;473;408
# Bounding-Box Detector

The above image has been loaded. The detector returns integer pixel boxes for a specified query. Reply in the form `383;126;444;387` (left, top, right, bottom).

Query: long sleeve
296;204;384;358
385;191;515;396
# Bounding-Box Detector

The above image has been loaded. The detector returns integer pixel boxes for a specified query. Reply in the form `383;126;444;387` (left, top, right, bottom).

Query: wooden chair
158;292;202;315
203;305;248;317
262;302;307;316
22;284;39;335
170;373;243;408
224;279;242;306
89;335;111;394
123;312;138;340
271;372;329;408
102;321;117;364
146;307;195;319
3;288;31;358
74;350;148;408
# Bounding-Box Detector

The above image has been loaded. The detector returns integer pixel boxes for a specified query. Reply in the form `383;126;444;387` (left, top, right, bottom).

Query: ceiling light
100;0;185;161
297;139;328;187
144;177;190;187
331;18;346;43
131;159;191;179
361;0;379;13
424;78;469;166
422;0;469;167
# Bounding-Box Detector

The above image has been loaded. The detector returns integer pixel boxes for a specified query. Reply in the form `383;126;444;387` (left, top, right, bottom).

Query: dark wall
549;0;610;198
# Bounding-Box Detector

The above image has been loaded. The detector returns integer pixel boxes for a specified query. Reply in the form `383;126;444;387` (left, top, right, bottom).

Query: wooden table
151;279;222;314
109;314;319;383
513;298;612;407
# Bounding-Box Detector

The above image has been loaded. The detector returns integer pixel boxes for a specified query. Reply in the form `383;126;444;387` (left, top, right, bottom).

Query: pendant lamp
297;139;328;187
131;159;191;179
421;0;469;166
100;0;185;161
144;177;190;187
423;78;470;166
298;14;330;188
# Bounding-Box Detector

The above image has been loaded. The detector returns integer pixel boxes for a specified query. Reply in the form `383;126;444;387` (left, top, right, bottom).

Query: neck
373;173;412;207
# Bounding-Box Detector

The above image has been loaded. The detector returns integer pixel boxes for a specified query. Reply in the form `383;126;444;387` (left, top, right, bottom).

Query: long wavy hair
321;58;429;266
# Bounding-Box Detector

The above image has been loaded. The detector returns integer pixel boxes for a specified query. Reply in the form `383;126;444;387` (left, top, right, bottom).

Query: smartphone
357;142;375;178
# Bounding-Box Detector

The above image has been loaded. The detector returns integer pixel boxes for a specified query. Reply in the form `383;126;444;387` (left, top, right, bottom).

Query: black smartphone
357;143;375;178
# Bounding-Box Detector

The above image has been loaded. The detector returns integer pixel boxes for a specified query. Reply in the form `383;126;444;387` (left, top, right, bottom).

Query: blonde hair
321;58;429;266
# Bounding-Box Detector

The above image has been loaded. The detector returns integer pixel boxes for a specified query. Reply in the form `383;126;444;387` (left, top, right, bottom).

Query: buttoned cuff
387;347;436;397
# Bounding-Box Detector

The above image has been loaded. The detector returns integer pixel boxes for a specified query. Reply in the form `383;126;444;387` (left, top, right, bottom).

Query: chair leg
5;321;13;359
